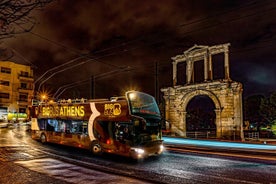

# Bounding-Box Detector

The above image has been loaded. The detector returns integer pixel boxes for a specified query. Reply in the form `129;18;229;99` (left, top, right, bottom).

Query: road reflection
163;137;276;150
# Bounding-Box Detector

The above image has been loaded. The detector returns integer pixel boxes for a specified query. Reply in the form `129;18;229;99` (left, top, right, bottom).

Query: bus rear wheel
40;133;47;144
91;141;102;155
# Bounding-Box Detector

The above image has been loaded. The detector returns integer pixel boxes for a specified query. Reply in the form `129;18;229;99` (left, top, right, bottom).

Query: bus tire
40;133;47;144
91;141;102;155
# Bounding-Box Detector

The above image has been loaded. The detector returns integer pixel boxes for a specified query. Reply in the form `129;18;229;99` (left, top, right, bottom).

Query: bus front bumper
130;144;164;159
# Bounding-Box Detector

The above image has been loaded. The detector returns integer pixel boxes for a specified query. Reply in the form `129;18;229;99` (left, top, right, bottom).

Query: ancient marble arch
161;43;244;140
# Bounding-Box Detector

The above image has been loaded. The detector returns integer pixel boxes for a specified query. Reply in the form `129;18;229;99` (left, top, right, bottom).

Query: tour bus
30;91;163;159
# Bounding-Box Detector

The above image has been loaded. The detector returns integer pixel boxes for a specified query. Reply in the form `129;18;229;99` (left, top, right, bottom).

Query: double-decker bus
30;91;163;159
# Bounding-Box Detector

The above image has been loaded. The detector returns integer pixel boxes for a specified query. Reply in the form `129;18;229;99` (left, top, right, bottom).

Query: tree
0;0;54;40
244;94;264;123
259;91;276;125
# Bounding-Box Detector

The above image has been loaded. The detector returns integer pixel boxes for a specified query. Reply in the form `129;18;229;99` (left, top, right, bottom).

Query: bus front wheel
91;141;102;155
40;133;47;144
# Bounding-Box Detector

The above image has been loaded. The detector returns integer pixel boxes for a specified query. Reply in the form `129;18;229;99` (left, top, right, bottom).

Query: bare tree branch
0;0;54;40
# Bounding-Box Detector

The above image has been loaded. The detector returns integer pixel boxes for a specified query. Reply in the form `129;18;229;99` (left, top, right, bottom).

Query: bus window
64;120;72;133
71;120;85;134
46;119;57;131
38;119;46;130
57;120;65;132
82;122;88;134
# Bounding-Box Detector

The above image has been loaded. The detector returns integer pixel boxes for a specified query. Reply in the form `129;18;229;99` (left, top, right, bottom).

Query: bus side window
71;120;83;134
46;120;55;131
38;119;46;130
82;122;88;134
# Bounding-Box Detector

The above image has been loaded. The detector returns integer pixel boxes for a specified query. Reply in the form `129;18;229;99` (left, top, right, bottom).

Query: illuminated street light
37;89;50;102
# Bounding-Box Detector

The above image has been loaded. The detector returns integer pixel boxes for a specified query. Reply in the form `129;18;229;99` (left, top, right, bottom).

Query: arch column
183;111;187;137
172;61;177;86
163;96;170;122
215;109;222;138
224;46;230;80
178;110;186;137
186;60;193;84
208;53;213;80
204;54;209;81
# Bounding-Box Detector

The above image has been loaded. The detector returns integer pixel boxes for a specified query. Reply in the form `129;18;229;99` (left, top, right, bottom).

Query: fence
186;131;217;139
244;131;259;141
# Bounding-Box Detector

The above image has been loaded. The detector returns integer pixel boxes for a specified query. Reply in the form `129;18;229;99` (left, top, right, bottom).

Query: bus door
114;121;134;153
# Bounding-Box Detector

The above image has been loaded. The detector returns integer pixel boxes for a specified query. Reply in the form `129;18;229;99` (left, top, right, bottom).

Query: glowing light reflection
163;137;276;150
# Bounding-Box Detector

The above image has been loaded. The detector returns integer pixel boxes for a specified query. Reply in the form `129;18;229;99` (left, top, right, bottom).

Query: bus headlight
132;148;145;154
131;147;145;158
160;145;164;152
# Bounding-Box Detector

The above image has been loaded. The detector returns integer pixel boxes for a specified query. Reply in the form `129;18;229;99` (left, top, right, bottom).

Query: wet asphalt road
1;124;276;184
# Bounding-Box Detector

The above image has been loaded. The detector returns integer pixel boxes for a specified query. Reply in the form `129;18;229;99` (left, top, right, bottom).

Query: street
0;124;276;184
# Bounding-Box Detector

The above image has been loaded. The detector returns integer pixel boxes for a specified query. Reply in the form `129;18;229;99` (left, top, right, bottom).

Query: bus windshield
126;91;160;118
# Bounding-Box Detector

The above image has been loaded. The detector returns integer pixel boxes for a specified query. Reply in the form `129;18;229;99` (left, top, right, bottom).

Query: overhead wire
55;1;276;97
14;1;276;97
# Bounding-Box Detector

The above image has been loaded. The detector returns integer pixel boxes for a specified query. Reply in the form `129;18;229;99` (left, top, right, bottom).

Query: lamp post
39;93;48;103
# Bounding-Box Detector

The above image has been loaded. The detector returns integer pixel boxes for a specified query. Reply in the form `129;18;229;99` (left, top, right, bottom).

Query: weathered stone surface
161;44;244;140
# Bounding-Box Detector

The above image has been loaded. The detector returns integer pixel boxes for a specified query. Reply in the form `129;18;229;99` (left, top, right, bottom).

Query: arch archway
178;89;223;137
186;95;216;137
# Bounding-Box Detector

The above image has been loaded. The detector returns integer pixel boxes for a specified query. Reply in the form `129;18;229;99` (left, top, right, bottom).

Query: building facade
0;61;34;121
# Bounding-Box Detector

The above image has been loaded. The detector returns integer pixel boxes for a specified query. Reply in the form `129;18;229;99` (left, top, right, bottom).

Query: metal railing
244;131;259;141
186;131;217;139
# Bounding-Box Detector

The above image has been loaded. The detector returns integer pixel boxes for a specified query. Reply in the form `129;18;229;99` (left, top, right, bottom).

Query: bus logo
104;103;121;116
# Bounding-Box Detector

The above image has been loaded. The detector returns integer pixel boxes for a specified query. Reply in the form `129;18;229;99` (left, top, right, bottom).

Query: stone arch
161;43;243;140
177;89;223;137
179;89;222;111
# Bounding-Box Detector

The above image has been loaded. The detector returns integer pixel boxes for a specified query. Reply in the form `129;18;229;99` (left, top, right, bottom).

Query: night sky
2;0;276;100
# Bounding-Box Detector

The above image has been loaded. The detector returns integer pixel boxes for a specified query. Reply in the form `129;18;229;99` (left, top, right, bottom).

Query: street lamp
37;90;49;103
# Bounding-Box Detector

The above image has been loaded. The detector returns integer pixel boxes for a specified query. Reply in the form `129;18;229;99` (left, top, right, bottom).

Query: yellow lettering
77;106;85;116
60;107;64;116
71;106;76;116
41;105;85;117
104;103;121;116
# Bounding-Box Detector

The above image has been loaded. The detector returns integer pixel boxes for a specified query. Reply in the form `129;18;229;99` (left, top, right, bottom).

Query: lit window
19;93;28;102
20;71;29;77
1;67;11;74
0;93;9;99
21;83;27;89
0;80;10;86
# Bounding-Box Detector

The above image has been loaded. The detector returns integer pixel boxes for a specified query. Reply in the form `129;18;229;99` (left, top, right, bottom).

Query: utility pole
90;75;95;99
155;61;159;104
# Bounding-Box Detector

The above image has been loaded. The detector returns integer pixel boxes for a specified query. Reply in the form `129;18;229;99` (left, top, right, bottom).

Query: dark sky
2;0;276;100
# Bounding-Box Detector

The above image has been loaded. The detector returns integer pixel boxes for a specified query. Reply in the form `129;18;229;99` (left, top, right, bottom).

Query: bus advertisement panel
30;91;163;159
